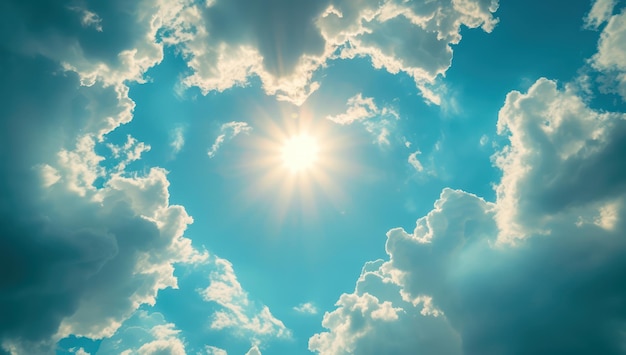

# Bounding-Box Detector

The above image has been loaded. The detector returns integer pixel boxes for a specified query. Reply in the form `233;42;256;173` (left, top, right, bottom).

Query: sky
1;0;626;354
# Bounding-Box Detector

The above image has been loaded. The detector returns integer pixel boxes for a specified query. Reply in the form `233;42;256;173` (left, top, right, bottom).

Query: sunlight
281;134;319;172
229;107;357;227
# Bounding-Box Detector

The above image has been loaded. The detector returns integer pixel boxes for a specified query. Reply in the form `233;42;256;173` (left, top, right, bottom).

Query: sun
281;134;319;172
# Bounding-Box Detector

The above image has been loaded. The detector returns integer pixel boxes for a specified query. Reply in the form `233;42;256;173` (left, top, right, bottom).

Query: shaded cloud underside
310;50;626;355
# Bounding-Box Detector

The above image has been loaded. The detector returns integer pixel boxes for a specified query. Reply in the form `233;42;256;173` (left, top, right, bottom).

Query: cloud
494;78;626;240
97;311;187;355
310;77;626;354
169;0;499;104
326;94;378;125
0;1;208;352
170;127;186;155
68;6;103;32
293;302;318;315
407;150;424;172
244;345;262;355
589;5;626;99
198;257;290;342
73;348;90;355
208;122;253;158
585;0;617;29
327;94;399;146
204;345;228;355
479;134;489;146
107;135;152;172
318;0;499;104
309;258;461;355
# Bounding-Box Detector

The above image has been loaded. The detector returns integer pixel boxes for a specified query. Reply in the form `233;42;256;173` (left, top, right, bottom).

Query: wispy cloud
408;150;424;172
293;302;318;315
208;121;253;158
327;94;399;146
170;126;185;155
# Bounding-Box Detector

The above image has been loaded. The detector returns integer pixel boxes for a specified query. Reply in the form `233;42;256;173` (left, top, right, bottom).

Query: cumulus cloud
311;76;626;354
169;0;499;104
198;257;290;342
494;78;626;240
317;0;499;104
309;257;461;355
208;122;253;158
0;1;208;353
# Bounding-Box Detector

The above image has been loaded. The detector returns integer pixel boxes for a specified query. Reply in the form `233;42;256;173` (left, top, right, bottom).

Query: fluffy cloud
170;0;499;104
207;122;253;158
317;0;499;104
587;0;626;100
0;0;208;353
494;78;626;240
0;0;188;139
309;258;461;355
311;77;626;354
198;257;290;342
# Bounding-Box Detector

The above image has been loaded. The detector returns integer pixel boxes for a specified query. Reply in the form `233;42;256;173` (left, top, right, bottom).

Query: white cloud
327;94;399;146
107;135;152;172
309;258;461;355
589;7;626;99
494;78;626;241
168;0;499;104
585;0;617;29
70;348;90;355
407;150;424;172
170;127;186;155
321;0;500;104
326;94;378;125
205;345;228;355
199;257;290;342
293;302;318;315
244;345;262;355
208;122;253;158
97;311;187;355
479;134;489;146
67;6;103;32
38;164;62;188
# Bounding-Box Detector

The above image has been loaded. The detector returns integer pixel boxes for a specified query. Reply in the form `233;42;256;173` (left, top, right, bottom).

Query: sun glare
281;134;319;172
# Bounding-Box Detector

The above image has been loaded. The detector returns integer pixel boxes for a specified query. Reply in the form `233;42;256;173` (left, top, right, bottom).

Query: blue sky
2;0;626;354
